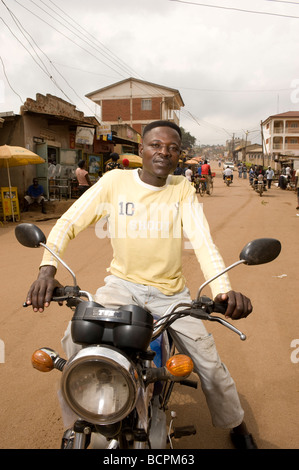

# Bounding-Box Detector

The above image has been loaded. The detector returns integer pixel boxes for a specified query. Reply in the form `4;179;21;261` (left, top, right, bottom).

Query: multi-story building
262;111;299;158
85;77;184;135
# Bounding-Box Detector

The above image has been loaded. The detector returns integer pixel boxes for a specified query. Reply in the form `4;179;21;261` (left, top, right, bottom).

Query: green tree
180;127;196;150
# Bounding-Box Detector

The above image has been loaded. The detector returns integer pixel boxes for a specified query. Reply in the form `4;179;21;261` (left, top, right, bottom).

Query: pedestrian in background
295;168;299;210
174;163;183;175
75;160;91;196
201;160;212;194
238;164;242;178
266;166;274;189
185;165;193;182
285;165;292;182
105;153;123;171
23;178;46;214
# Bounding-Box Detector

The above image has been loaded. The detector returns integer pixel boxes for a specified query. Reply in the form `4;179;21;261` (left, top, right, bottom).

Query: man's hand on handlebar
26;265;62;312
214;290;253;320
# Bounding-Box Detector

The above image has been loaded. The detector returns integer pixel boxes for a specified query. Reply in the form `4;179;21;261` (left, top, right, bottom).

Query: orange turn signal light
166;354;193;377
31;349;54;372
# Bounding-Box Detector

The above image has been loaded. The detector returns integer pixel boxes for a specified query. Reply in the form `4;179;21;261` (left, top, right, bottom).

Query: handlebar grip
213;302;228;315
52;285;81;300
52;287;67;298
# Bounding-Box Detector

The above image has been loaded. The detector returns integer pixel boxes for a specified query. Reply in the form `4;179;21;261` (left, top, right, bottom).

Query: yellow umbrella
106;153;143;169
0;145;45;221
0;145;45;167
185;158;199;165
119;153;142;168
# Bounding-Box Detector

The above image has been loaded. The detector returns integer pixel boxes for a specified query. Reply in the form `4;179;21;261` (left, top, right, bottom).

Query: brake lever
191;297;246;341
206;315;246;341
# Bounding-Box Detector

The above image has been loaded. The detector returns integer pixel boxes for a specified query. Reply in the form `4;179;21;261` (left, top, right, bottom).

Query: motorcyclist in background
223;166;233;183
26;120;257;449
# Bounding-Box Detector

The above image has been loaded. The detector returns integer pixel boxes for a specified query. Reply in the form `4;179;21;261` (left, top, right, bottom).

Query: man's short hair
142;120;182;139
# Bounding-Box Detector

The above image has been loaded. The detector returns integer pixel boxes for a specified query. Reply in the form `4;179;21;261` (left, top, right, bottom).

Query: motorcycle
224;175;232;186
15;223;281;449
253;174;266;196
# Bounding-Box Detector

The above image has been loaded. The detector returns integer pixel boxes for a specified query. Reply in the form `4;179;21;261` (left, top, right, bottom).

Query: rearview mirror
239;238;281;265
15;223;46;248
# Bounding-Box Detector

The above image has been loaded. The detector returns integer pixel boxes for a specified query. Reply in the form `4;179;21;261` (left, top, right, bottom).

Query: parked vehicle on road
223;161;235;171
15;223;281;449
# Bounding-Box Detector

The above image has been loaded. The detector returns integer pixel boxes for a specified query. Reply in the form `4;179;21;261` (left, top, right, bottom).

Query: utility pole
261;120;267;168
231;133;235;161
244;130;248;162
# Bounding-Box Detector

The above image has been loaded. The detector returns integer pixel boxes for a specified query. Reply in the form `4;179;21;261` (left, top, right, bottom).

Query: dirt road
0;165;298;449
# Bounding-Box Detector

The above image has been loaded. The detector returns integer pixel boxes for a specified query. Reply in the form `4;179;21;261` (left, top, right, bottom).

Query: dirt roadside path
0;164;298;449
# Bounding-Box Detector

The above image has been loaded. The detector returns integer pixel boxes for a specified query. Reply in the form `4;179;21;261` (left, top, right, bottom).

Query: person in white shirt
223;166;233;182
266;166;275;189
185;165;193;182
26;120;256;449
285;165;291;179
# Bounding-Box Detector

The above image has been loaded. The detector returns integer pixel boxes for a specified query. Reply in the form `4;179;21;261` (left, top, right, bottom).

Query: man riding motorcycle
26;121;257;449
223;166;233;184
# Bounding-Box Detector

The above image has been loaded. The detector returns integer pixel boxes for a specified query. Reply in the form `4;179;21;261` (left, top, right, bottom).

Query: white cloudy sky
1;0;299;145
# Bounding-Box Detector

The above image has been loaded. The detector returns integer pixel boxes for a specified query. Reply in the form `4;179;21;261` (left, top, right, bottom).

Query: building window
141;99;152;111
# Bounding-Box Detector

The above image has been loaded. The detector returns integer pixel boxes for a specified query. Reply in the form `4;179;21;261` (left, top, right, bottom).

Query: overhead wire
15;0;194;115
2;0;166;121
2;0;120;116
43;0;144;80
29;0;138;79
1;0;76;104
265;0;299;5
51;61;119;80
10;0;156;117
169;0;299;19
13;0;127;79
0;55;23;104
0;18;71;105
2;0;289;142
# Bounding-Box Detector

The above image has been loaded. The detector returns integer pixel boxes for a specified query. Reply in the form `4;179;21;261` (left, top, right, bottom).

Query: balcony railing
285;128;299;134
272;143;299;150
271;125;299;134
285;143;299;149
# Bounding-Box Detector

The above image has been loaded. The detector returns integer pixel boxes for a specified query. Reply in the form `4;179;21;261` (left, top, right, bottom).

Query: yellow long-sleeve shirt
40;169;231;297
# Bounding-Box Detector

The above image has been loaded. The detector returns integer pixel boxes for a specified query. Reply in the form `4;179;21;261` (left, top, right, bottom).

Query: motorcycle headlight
61;346;139;425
